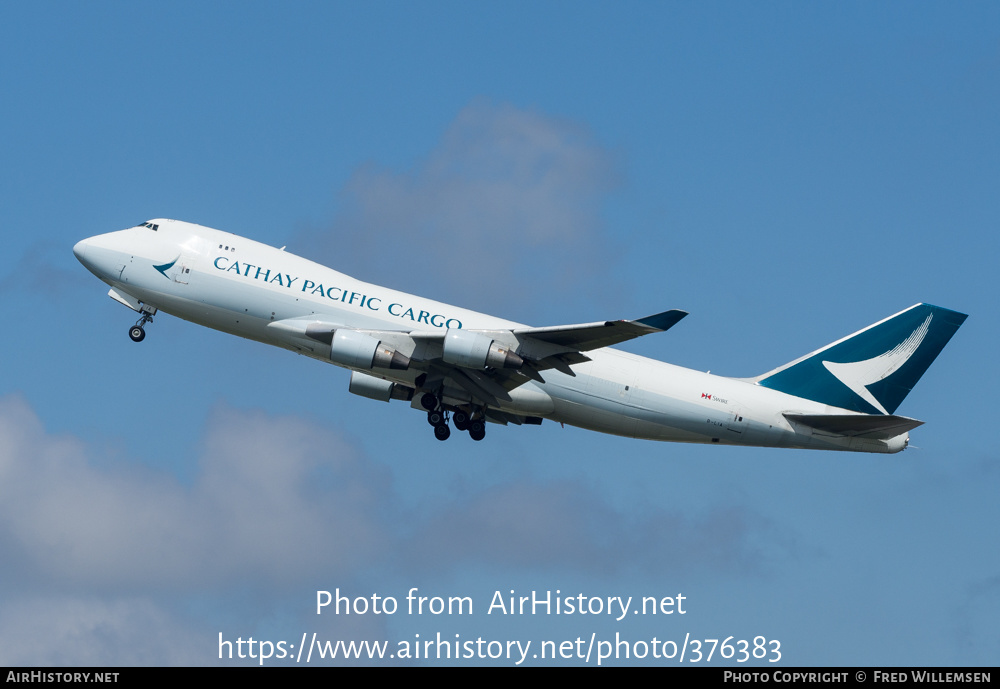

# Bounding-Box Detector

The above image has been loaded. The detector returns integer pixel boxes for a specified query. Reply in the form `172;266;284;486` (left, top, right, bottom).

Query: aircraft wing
268;308;687;408
409;308;688;382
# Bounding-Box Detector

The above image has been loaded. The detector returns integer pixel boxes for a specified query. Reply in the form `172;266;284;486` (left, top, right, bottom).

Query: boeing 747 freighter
74;219;966;450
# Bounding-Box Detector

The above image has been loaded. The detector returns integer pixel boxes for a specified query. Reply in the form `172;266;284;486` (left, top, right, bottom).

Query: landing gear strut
128;312;154;342
422;394;450;441
450;411;485;440
421;393;487;442
468;420;486;442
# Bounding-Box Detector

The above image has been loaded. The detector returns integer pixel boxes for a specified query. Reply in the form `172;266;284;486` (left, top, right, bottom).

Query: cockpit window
135;221;159;231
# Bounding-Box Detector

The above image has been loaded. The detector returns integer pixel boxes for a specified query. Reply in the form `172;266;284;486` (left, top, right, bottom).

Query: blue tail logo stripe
757;304;966;415
821;314;931;414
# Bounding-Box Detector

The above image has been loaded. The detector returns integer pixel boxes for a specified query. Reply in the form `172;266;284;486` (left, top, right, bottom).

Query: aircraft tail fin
755;304;967;414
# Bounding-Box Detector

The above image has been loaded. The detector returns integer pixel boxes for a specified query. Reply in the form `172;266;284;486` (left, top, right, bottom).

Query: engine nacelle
442;329;523;369
330;330;410;370
348;371;413;402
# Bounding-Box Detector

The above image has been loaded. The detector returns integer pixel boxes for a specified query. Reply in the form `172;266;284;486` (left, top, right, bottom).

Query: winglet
635;309;688;332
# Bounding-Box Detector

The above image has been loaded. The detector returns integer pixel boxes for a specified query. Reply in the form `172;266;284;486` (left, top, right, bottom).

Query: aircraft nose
73;229;142;281
73;238;90;263
73;235;109;278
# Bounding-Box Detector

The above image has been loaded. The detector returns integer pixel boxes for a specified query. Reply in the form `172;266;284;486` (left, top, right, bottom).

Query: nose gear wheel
128;313;154;342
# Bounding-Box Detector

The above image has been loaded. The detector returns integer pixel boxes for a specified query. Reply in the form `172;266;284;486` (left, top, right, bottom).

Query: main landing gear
128;312;154;342
420;393;486;442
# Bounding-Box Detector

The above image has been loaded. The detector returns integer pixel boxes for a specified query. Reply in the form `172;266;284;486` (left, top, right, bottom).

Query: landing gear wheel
453;410;469;431
468;420;486;442
129;311;154;342
427;410;445;426
434;424;451;441
420;393;438;411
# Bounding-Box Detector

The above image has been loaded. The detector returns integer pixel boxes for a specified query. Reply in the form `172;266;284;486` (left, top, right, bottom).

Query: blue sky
1;2;997;666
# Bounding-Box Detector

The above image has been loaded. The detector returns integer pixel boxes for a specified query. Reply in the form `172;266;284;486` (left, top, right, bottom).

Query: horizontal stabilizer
783;413;923;439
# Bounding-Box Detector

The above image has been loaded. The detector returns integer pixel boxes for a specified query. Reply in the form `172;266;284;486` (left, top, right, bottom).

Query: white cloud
0;395;777;587
400;479;770;577
0;596;204;666
0;397;391;590
306;101;621;317
0;395;779;664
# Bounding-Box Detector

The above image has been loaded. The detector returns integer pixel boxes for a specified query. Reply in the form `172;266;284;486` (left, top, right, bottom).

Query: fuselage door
164;255;196;284
726;406;748;436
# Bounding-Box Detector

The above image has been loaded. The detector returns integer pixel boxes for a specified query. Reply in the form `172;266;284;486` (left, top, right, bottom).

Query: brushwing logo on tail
822;314;933;415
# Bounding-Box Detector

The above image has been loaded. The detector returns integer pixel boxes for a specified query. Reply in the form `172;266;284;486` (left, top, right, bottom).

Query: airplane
73;219;966;452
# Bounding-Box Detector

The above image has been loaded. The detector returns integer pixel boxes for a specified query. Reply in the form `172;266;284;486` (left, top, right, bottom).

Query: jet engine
348;371;414;402
442;329;523;369
329;329;410;370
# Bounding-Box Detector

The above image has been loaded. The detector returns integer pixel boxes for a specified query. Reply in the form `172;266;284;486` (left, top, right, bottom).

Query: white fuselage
74;219;907;453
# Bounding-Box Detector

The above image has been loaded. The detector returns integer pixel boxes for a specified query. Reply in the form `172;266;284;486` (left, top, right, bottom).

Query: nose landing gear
128;311;154;342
